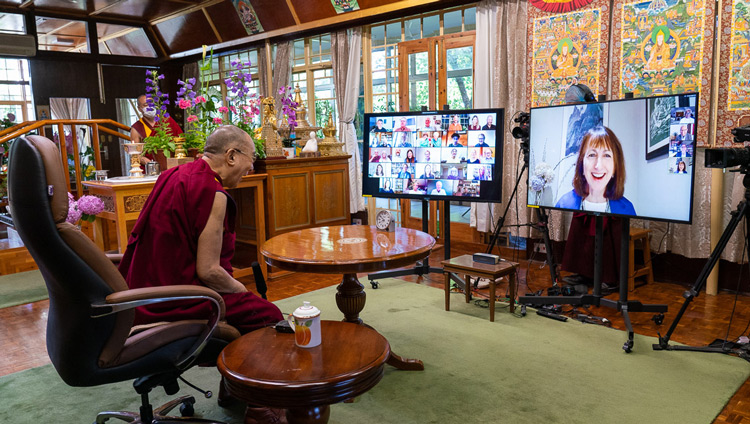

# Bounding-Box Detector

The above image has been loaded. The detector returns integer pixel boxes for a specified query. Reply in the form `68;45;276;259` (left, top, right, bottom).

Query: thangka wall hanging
233;0;264;35
331;0;360;14
610;0;714;146
530;0;595;13
716;0;750;146
527;1;610;108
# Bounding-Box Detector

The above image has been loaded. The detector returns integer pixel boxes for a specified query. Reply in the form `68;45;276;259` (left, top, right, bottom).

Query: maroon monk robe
118;159;282;334
561;213;622;285
131;116;184;162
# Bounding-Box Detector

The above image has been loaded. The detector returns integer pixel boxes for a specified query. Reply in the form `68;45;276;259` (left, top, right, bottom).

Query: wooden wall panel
95;0;189;21
206;2;250;41
249;0;298;30
357;0;402;8
154;11;219;55
288;0;337;23
313;169;347;224
271;173;311;231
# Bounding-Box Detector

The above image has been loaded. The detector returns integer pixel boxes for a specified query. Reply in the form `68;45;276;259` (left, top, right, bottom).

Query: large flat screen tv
526;92;698;223
362;109;505;202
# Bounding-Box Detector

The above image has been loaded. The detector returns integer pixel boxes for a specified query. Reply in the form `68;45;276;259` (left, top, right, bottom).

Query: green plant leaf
304;320;312;327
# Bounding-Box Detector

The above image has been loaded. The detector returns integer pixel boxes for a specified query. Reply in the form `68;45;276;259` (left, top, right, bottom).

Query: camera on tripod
705;125;750;169
512;112;530;140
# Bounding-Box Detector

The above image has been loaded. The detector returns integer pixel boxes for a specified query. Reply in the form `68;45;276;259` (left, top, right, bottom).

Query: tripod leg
487;163;527;255
654;199;750;350
536;207;560;285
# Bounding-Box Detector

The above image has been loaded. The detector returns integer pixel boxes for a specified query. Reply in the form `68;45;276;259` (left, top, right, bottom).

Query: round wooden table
261;225;435;370
218;321;390;424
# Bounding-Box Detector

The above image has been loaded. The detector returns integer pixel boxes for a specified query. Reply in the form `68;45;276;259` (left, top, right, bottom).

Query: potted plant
142;70;176;169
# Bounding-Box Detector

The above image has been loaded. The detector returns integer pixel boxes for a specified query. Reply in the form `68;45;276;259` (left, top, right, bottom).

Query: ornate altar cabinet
252;155;351;239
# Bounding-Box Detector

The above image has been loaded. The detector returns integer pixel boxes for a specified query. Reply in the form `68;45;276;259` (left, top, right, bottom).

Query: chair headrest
22;135;70;224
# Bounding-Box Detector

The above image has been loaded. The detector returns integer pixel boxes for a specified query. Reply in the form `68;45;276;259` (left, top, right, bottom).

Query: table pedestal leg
286;405;330;424
335;273;424;371
336;273;366;324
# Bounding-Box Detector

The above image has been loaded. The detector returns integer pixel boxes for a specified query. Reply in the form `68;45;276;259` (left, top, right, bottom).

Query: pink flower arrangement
218;106;229;113
194;96;207;104
67;192;105;224
178;99;193;109
187;115;199;123
213;117;223;124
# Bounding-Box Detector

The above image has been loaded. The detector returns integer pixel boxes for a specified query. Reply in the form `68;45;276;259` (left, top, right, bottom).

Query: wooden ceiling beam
19;1;34;9
285;0;301;25
89;0;130;16
202;7;223;43
149;0;224;25
170;0;456;60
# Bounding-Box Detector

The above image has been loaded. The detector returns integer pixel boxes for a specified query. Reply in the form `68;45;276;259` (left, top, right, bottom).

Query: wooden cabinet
254;156;351;238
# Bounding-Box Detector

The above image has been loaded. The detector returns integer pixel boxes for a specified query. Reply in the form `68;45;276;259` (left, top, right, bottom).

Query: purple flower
177;79;185;86
77;195;105;215
157;74;165;80
66;205;82;225
188;77;196;85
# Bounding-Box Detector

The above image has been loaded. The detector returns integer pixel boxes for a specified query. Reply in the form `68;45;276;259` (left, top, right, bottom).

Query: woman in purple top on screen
555;126;636;215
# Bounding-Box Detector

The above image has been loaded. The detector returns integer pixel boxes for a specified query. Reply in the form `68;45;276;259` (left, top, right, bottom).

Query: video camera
705;125;750;169
511;112;530;140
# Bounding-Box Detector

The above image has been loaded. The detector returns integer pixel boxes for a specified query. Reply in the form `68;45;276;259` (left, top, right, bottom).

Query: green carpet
2;279;749;423
0;270;47;309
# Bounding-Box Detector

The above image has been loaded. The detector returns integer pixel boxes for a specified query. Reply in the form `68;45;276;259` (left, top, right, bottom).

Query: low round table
218;321;390;424
261;225;435;370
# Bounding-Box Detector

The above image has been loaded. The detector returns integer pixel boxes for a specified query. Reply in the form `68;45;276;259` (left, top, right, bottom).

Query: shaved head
204;125;254;156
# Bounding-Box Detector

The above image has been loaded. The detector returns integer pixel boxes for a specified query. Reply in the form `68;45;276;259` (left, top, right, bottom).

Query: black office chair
7;135;241;423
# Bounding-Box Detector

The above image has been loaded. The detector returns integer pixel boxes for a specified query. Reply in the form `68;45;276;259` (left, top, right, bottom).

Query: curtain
272;41;293;121
471;0;531;239
258;46;269;97
332;28;365;213
50;98;90;150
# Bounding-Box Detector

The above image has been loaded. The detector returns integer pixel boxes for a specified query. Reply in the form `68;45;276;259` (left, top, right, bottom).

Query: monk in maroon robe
130;94;183;165
119;125;282;334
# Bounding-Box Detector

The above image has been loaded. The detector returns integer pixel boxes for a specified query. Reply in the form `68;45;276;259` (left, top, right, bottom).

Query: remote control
536;309;568;322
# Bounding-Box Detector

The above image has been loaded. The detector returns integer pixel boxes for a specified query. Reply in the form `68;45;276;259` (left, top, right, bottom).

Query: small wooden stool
441;254;519;321
629;228;654;292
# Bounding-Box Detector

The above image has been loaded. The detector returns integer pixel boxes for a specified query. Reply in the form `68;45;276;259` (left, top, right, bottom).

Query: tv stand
368;199;462;289
518;215;668;352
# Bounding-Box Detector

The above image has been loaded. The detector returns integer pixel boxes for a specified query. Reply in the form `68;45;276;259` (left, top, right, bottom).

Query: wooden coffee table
261;225;435;370
218;321;390;424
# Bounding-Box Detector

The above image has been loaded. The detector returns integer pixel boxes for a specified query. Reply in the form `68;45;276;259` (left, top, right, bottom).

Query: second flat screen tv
527;92;698;224
362;109;504;202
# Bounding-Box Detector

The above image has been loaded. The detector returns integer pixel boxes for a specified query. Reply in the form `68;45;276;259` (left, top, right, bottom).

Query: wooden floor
2;241;750;423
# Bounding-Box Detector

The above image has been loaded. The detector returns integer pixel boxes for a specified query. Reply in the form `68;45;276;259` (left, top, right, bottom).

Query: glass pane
423;15;440;38
447;46;473;71
371;25;385;47
293;39;305;66
373;83;386;94
447;76;473;109
464;7;476;31
0;13;25;34
410;51;429;75
444;10;462;35
385;22;401;45
36;17;89;53
97;24;156;58
375;198;389;209
449;201;469;223
410;80;429;111
404;18;420;41
321;34;331;55
311;37;320;56
410;200;422;218
314;99;336;127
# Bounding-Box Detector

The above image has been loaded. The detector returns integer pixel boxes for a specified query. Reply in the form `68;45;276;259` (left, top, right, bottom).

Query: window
36;17;90;53
0;58;34;122
200;48;262;124
0;13;25;35
96;23;156;58
291;34;336;135
366;5;476;115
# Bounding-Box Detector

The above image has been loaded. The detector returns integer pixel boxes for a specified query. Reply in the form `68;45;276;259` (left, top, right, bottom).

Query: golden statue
261;96;277;128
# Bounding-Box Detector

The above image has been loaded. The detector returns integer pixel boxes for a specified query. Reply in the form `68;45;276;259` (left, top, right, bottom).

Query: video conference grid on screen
527;92;697;224
364;111;501;200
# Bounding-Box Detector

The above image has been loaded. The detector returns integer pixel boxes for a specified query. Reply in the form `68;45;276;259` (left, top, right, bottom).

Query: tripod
654;171;750;353
485;135;561;286
518;214;668;352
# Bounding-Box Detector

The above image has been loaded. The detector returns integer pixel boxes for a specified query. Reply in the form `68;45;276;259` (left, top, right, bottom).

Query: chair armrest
91;285;226;370
105;253;124;264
